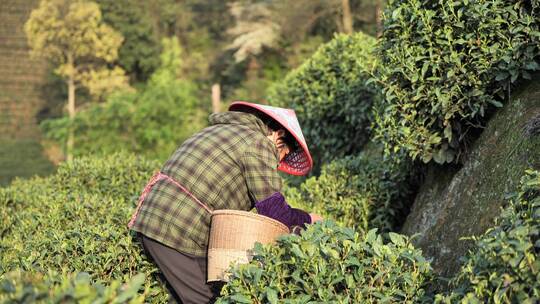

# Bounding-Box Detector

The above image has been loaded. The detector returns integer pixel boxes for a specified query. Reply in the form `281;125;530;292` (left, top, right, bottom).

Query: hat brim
229;101;313;176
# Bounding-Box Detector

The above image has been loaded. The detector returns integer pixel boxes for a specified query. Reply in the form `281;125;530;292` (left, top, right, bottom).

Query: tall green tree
25;0;128;162
95;0;161;82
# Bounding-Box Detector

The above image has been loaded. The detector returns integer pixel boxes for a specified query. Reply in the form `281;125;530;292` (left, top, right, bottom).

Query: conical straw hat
229;101;313;176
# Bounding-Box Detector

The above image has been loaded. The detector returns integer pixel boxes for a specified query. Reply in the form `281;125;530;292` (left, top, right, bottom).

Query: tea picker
128;101;323;303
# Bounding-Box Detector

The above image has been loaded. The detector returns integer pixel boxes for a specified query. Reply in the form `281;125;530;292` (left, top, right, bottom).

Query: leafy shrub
434;169;540;303
217;221;433;303
0;153;168;303
267;32;379;169
286;144;416;233
373;0;540;164
0;271;146;303
42;37;207;161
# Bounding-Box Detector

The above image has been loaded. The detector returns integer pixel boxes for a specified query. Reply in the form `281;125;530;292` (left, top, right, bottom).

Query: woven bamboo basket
207;210;289;282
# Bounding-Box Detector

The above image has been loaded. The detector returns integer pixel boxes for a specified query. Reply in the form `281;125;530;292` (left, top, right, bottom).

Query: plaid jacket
130;112;282;256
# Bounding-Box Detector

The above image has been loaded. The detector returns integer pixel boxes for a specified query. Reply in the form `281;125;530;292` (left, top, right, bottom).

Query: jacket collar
209;112;269;136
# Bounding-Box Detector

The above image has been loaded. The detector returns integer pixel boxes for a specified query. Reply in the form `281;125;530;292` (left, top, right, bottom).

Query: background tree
226;1;281;63
41;37;206;161
221;1;281;101
95;0;161;83
24;0;129;161
139;0;235;105
215;0;383;102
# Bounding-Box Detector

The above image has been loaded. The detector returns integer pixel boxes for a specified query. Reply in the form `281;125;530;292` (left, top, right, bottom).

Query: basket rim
211;209;289;232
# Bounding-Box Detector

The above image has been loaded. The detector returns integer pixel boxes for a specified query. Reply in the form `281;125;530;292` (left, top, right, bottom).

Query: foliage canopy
96;0;161;82
24;0;129;99
41;37;206;161
372;0;540;163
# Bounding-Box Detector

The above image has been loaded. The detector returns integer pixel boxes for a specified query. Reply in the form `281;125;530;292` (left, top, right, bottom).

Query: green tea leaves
373;0;540;164
217;222;432;303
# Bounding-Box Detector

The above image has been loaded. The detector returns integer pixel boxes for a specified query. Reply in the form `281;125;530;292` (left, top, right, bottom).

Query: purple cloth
255;192;311;229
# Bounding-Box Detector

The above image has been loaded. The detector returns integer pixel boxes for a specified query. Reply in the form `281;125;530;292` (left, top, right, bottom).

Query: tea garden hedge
2;154;537;303
218;168;540;303
372;0;540;164
434;169;540;303
2;0;540;302
267;32;378;169
0;153;169;303
1;271;146;303
217;223;433;303
285;145;416;234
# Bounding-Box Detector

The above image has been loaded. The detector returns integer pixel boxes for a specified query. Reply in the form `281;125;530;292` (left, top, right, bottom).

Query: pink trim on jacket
128;171;212;228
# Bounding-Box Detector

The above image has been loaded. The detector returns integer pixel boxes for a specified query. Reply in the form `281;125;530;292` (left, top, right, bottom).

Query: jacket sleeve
241;136;283;203
255;192;311;229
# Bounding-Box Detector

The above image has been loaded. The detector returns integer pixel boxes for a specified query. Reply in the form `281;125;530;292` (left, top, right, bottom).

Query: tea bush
286;144;416;233
0;153;168;302
267;32;379;168
373;0;540;163
217;221;433;303
0;271;146;303
435;169;540;303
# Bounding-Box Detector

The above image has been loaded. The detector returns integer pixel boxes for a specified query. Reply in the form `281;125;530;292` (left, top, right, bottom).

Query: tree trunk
342;0;353;34
375;0;383;37
247;56;260;82
66;55;75;162
212;83;221;113
246;57;261;99
335;14;344;33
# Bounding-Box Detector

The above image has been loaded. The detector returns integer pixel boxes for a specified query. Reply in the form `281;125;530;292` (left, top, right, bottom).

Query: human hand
309;213;323;223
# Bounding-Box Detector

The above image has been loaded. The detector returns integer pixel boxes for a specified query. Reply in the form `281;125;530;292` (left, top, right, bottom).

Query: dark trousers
140;235;223;304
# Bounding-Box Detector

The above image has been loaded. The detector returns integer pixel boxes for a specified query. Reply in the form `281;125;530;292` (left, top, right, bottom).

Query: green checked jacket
130;112;282;256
